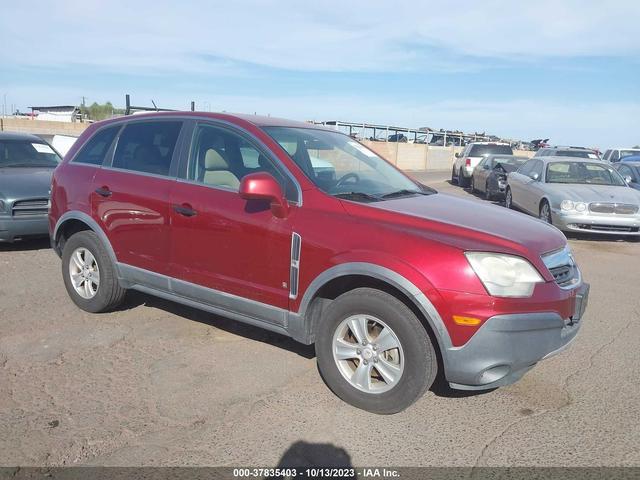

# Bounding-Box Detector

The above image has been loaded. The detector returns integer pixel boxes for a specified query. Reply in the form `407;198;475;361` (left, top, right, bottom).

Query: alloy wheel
68;247;100;299
540;202;552;223
332;314;404;394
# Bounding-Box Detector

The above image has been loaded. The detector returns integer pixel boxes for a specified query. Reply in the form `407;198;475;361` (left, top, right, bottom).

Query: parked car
602;148;640;163
506;157;640;236
470;155;528;200
0;132;62;242
534;146;600;159
452;142;513;187
50;112;588;413
613;161;640;191
620;154;640;163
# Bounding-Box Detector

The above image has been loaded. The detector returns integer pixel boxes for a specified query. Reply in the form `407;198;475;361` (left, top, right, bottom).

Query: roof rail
124;94;196;115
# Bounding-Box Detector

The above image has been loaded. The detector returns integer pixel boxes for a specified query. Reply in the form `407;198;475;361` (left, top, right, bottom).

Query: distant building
29;105;81;122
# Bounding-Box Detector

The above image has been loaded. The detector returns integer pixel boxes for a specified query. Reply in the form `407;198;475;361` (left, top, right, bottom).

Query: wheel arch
53;211;117;266
296;263;452;361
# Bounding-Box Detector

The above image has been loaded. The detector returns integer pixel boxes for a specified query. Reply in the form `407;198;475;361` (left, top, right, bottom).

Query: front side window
188;124;295;199
0;139;61;167
531;160;544;179
263;127;430;202
112;121;182;176
517;159;535;176
546;162;626;186
73;125;120;165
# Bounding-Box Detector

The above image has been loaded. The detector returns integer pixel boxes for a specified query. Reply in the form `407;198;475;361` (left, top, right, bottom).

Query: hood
543;184;640;205
0;167;54;200
351;193;566;256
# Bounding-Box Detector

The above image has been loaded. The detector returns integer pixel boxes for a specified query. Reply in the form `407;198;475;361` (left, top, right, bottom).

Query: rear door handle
173;204;197;217
95;186;112;197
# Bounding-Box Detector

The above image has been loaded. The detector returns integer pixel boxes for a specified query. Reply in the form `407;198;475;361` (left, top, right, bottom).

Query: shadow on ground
118;290;316;359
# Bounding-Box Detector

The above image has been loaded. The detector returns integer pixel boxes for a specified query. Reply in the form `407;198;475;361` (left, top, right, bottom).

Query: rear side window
469;144;513;156
112;121;182;176
72;125;120;165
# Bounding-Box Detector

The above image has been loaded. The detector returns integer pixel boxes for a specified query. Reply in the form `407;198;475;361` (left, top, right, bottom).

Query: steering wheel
335;172;360;188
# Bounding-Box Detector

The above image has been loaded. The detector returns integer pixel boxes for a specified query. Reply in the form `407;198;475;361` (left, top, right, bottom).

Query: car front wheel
505;188;513;209
539;200;552;224
316;288;438;414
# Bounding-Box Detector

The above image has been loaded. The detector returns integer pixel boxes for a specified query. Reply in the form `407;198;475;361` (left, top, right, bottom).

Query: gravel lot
1;171;639;467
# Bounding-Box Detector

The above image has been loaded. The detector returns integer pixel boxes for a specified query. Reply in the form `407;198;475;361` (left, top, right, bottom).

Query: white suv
452;142;513;187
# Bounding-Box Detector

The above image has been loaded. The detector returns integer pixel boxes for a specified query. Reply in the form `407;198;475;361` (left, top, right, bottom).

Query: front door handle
173;203;197;217
95;186;112;197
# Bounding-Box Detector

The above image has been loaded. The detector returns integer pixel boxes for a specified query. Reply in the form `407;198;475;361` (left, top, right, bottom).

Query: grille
573;224;639;233
588;203;638;215
542;245;580;288
12;198;49;217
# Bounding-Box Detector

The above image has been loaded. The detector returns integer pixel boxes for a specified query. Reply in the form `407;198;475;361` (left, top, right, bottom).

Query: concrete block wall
0;117;88;137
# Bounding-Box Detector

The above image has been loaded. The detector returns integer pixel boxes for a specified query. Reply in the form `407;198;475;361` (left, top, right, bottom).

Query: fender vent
289;232;301;299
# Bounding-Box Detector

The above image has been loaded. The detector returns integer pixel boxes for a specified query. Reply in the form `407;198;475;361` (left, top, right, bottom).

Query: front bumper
445;282;589;390
0;215;49;242
551;210;640;236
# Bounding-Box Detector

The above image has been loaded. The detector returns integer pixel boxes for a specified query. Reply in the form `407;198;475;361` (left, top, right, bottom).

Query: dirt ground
1;171;639;467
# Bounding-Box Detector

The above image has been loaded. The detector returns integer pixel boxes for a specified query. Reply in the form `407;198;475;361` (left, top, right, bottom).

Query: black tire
451;167;458;185
458;168;470;188
61;230;126;313
484;181;493;200
539;200;552;224
505;187;513;209
316;288;438;414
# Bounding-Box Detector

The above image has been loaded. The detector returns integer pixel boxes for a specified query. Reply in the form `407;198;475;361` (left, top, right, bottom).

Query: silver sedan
505;156;640;236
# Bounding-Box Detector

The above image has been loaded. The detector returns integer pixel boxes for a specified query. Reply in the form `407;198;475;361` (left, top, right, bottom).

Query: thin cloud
1;0;639;73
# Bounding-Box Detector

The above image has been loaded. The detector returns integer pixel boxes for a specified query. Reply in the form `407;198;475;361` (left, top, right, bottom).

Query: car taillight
465;158;472;167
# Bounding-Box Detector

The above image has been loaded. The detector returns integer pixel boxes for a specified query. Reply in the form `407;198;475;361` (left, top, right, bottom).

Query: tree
80;101;124;121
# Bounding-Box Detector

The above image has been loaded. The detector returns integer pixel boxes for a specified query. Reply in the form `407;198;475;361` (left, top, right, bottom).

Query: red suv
50;112;589;413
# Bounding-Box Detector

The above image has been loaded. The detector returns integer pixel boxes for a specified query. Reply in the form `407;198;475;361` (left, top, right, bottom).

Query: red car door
92;120;183;276
169;122;294;310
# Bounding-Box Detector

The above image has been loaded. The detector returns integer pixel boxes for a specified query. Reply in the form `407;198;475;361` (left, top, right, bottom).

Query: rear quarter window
469;144;513;156
72;125;120;165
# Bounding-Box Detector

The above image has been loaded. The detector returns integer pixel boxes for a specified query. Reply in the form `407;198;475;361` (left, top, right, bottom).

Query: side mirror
623;175;632;184
483;164;490;170
455;153;460;158
239;172;289;218
529;172;539;181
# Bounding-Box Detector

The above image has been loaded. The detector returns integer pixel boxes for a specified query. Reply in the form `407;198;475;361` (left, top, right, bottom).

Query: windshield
555;150;599;159
469;144;513;156
546;162;626;186
263;127;431;201
0;140;61;167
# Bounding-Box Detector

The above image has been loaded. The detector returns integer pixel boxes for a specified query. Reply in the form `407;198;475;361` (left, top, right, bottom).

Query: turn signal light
453;315;481;326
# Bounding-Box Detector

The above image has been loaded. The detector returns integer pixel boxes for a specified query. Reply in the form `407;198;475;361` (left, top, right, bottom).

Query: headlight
465;252;544;297
561;200;587;212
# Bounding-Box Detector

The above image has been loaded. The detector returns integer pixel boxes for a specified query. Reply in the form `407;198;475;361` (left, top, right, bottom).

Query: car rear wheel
505;187;513;209
485;181;493;200
61;230;126;313
539;200;552;224
451;167;458;185
458;168;470;188
316;288;437;414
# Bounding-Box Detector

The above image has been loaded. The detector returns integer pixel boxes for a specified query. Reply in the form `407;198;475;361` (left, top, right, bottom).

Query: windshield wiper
333;191;381;202
380;189;430;199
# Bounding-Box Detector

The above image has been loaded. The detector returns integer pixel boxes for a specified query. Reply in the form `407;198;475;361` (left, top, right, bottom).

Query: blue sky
1;0;639;148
